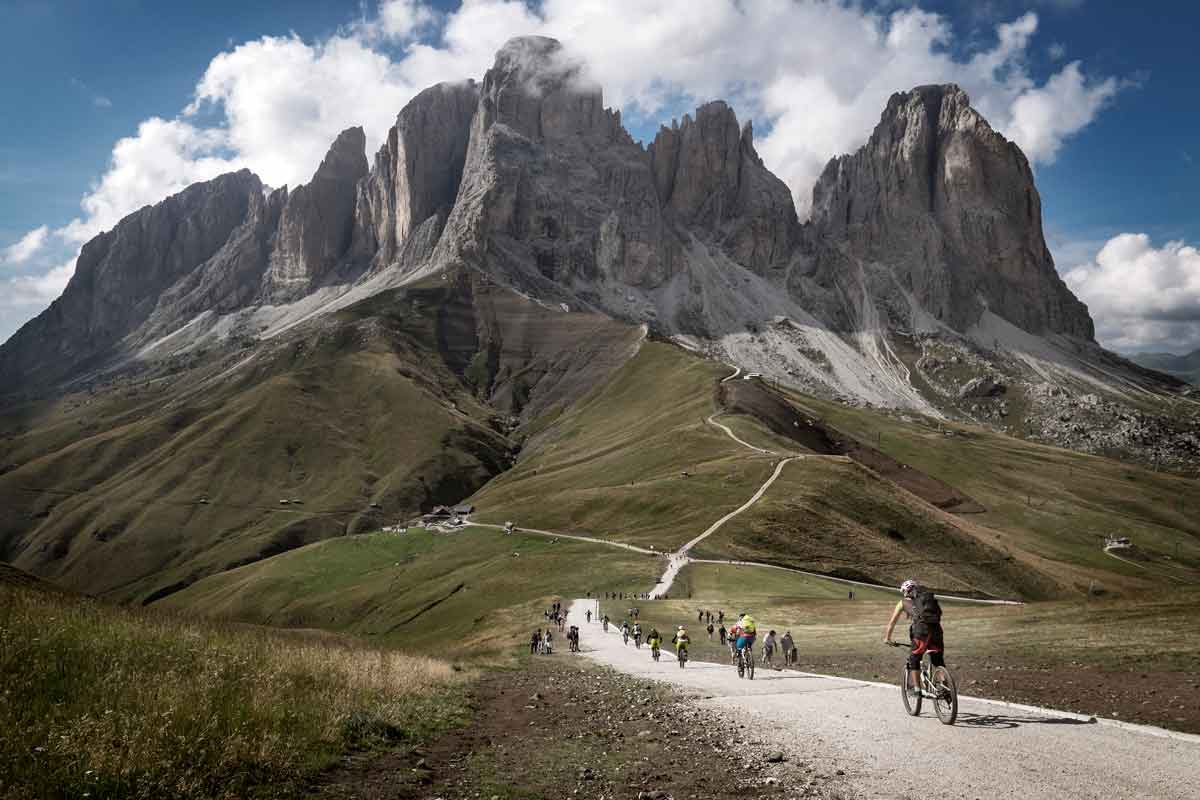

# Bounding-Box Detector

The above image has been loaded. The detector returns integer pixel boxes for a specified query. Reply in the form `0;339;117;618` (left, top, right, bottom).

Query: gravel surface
570;599;1200;800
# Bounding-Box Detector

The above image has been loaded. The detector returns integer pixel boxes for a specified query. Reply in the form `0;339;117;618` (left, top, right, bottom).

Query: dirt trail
569;599;1200;800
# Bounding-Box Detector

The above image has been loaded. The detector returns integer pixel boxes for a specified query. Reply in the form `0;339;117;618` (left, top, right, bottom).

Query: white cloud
1004;61;1119;164
1047;42;1067;61
2;225;49;266
1;259;75;308
1064;234;1200;353
377;0;437;40
7;0;1129;343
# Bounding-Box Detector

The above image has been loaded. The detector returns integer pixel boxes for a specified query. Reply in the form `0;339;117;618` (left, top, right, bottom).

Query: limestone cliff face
650;102;799;273
351;82;479;272
809;84;1093;339
0;170;264;389
435;36;672;294
265;127;368;300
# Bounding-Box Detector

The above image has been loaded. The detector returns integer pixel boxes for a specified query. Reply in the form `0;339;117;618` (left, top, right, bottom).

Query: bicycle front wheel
901;667;922;716
932;666;958;725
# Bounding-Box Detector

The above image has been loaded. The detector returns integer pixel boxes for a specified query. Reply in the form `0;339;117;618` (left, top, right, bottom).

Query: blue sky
2;0;1198;352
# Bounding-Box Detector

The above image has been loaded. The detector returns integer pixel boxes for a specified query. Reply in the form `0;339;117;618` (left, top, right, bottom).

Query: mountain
2;36;1198;602
1128;350;1200;385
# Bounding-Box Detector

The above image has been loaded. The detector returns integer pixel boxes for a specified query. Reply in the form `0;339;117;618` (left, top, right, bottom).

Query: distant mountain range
1127;350;1200;385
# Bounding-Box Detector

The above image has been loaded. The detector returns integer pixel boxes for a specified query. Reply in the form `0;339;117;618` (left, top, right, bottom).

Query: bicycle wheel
931;666;958;725
901;667;922;716
737;651;745;678
746;649;755;680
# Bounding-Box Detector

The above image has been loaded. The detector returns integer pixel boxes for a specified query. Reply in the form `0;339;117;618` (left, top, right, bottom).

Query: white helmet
900;579;918;596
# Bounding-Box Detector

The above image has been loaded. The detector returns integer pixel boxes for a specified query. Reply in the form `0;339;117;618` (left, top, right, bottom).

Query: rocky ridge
0;36;1190;467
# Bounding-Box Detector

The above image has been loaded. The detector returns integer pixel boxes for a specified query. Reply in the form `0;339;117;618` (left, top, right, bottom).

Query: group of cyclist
586;578;945;680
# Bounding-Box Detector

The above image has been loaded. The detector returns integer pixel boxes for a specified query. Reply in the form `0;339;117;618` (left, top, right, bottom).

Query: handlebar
885;641;908;648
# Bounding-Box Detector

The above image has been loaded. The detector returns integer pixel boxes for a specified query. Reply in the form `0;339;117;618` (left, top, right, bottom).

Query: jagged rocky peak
650;101;799;272
266;126;368;300
352;81;480;271
0;169;265;390
810;83;1094;340
479;36;618;141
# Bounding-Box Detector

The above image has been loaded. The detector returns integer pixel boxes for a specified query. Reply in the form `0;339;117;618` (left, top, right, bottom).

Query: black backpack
911;588;942;625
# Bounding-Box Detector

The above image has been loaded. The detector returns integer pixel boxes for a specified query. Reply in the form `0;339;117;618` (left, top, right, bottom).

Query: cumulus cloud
6;0;1128;344
1064;234;1200;353
2;225;49;266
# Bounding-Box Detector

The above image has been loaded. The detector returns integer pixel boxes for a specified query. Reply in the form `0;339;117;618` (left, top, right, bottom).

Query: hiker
718;625;727;645
530;630;541;654
781;631;796;666
698;609;704;623
762;630;778;668
543;629;554;654
718;610;724;625
707;622;715;640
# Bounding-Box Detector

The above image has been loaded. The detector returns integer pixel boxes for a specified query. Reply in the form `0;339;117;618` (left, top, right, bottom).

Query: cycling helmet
900;579;917;596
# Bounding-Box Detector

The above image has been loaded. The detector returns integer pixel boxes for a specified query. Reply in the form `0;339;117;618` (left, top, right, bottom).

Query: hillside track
568;599;1200;800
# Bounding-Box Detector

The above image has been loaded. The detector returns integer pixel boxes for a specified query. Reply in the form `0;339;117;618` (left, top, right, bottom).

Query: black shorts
908;624;945;670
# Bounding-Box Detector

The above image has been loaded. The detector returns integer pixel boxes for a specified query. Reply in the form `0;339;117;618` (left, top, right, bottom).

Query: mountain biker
884;579;945;697
727;620;741;664
735;611;757;664
648;627;662;659
632;622;642;647
622;620;630;644
586;609;592;624
672;625;690;654
602;614;610;631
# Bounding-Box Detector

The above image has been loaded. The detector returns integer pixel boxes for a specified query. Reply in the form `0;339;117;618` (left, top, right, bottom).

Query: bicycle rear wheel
932;666;958;725
746;650;755;680
901;667;922;716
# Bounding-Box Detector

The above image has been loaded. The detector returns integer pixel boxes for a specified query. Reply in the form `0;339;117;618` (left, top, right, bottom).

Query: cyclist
735;611;757;669
632;621;642;648
672;625;690;659
647;627;662;660
884;579;945;698
727;620;741;664
621;620;630;645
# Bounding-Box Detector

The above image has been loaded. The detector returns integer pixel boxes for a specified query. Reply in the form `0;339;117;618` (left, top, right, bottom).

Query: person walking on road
718;625;727;645
781;630;796;666
707;622;715;640
586;609;592;624
530;630;540;655
762;630;778;668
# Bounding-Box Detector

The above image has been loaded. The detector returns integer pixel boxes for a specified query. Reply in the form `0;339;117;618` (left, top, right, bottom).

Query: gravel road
568;599;1199;799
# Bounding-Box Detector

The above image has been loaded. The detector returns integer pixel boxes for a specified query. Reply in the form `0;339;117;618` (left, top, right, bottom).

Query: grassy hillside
0;582;466;800
0;278;641;604
691;457;1053;598
161;526;661;658
776;387;1200;594
469;343;777;550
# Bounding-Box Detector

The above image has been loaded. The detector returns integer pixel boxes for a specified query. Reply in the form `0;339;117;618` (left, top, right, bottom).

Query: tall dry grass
0;585;467;799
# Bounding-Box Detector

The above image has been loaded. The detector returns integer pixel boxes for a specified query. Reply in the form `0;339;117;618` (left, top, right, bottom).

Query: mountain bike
677;645;688;668
622;630;629;645
651;643;661;661
737;643;755;679
888;642;958;725
602;619;608;632
634;633;642;649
